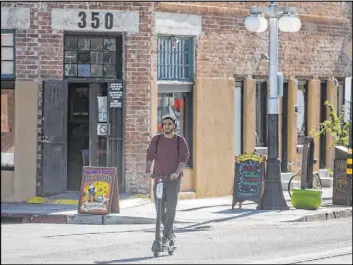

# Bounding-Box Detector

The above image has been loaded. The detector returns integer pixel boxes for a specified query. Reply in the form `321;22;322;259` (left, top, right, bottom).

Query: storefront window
297;82;308;145
337;81;345;116
157;92;193;166
1;88;15;169
256;81;267;147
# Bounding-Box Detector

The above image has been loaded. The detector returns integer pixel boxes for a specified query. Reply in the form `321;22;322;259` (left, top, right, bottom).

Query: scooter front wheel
168;240;176;255
154;251;160;257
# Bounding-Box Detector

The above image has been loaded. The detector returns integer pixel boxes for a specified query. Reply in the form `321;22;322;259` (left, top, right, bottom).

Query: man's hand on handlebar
170;173;179;180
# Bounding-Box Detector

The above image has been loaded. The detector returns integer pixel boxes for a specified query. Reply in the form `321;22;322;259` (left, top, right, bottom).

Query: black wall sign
108;82;123;108
232;152;266;210
333;159;352;206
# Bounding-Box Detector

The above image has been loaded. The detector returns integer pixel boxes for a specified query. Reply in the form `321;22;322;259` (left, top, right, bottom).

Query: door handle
40;136;51;144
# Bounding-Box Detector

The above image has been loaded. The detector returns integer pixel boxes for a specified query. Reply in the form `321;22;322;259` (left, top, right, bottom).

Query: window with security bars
64;36;119;78
157;37;193;81
1;31;15;79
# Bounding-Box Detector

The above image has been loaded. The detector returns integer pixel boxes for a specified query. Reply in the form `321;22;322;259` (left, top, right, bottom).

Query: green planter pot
291;189;323;210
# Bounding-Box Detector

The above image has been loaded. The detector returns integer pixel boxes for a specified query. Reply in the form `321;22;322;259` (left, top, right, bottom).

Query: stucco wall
13;81;38;202
1;170;15;201
194;78;235;198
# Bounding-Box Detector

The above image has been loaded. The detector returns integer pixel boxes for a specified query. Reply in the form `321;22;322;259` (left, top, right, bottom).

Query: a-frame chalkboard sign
232;152;266;210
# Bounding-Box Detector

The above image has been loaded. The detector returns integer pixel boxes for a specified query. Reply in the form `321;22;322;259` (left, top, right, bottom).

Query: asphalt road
1;217;352;264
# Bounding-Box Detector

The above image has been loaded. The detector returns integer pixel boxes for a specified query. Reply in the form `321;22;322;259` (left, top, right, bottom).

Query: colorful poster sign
78;167;117;215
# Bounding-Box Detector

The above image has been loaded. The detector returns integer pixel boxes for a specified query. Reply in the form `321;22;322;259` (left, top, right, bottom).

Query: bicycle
287;159;323;198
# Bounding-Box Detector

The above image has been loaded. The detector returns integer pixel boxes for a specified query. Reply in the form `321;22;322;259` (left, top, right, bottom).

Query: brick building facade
1;2;352;202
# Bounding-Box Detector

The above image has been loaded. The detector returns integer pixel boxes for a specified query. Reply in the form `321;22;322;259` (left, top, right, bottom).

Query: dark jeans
153;178;181;239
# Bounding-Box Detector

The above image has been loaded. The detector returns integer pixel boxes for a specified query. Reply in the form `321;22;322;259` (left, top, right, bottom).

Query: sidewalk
1;187;351;225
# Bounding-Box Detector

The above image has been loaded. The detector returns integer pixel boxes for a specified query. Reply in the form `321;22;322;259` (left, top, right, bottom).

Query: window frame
63;34;122;80
1;29;16;80
1;81;16;171
157;36;194;82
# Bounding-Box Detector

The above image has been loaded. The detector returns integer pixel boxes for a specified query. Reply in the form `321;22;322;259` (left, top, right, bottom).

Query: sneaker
162;236;169;246
168;233;176;241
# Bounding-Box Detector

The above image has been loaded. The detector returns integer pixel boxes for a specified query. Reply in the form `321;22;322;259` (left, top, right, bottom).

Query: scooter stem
155;179;163;241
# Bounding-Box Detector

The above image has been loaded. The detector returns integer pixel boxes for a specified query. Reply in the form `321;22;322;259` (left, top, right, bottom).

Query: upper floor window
1;31;15;79
157;36;193;81
64;35;121;78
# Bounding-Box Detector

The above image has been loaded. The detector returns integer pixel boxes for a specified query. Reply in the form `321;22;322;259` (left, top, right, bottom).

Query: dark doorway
281;82;289;172
67;83;90;191
66;82;123;191
42;80;124;194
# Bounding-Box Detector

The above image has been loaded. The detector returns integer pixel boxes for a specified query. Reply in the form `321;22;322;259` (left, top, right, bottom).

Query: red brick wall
123;2;155;193
1;1;155;193
156;2;352;79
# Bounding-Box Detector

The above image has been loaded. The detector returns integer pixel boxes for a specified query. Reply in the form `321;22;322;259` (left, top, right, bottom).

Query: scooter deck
162;245;177;252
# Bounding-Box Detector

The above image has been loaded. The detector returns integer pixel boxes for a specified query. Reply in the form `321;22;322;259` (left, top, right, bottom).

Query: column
308;79;321;171
243;78;256;153
287;78;298;164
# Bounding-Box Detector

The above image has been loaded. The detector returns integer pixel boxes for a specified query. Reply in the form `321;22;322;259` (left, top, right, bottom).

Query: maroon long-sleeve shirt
146;134;190;176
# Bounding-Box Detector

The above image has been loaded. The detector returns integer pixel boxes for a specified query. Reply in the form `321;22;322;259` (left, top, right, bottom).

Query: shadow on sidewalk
179;209;263;230
178;204;234;211
94;256;157;264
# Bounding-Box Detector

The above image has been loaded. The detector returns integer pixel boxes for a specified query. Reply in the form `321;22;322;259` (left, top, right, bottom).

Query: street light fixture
244;14;268;33
278;13;301;32
244;1;301;210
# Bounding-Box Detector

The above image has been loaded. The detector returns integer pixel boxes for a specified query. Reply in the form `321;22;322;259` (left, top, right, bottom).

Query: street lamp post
245;2;301;210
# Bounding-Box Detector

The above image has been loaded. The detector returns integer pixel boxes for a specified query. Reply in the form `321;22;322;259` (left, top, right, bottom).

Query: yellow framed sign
78;166;117;215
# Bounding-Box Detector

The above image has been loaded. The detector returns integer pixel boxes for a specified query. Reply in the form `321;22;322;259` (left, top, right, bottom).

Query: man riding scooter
145;116;190;247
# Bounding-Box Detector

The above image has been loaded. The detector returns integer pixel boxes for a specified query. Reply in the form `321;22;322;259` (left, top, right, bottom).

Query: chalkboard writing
232;153;266;210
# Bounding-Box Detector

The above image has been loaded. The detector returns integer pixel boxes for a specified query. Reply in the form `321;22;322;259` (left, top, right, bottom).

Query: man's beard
163;129;174;135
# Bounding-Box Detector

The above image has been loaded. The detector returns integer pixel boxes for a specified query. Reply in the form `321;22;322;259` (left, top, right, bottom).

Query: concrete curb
3;208;351;225
26;193;152;205
289;208;352;222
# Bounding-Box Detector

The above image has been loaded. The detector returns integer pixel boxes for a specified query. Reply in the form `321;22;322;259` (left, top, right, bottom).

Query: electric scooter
151;177;177;257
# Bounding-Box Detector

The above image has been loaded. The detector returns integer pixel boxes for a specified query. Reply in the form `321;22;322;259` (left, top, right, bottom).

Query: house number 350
78;11;114;29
